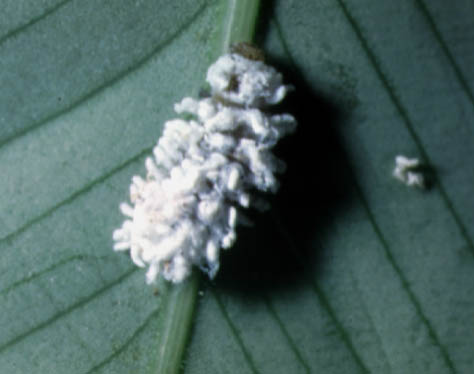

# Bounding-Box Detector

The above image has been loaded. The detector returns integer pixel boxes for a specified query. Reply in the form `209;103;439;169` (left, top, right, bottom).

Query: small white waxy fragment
393;155;425;188
113;48;297;284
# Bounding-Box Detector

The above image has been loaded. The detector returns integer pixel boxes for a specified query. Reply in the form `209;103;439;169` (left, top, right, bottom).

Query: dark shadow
411;164;436;190
254;0;276;48
213;54;357;296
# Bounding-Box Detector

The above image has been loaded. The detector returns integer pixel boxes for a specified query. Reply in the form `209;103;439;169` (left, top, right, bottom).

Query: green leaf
2;1;474;374
182;1;474;374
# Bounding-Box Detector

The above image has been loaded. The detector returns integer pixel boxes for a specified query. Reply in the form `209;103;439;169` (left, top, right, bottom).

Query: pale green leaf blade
2;1;474;374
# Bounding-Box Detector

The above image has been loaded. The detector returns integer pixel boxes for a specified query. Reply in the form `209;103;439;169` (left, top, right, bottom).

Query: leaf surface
1;1;474;374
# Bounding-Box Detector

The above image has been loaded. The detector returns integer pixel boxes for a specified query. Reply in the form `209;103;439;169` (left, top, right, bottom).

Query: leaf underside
1;1;473;374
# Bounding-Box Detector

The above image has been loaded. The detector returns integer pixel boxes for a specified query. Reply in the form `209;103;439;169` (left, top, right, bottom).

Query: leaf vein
41;284;96;363
85;309;160;374
272;17;372;371
272;213;371;374
317;0;470;367
414;0;474;109
0;146;151;246
338;0;474;256
334;0;474;259
211;289;261;374
0;1;208;150
0;254;113;297
352;178;458;374
0;0;73;47
263;295;312;374
347;266;393;373
0;267;137;354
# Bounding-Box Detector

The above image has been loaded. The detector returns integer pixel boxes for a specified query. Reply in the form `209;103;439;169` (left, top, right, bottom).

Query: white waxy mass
113;52;296;284
393;155;425;189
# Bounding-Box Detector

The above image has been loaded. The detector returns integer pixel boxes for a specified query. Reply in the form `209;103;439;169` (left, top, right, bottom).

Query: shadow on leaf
213;55;357;297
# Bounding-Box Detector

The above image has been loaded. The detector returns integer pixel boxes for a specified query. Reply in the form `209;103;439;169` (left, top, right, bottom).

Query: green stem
154;1;261;372
155;272;200;374
220;0;262;52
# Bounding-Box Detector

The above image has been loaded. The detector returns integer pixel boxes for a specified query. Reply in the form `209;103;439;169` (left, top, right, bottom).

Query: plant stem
155;272;200;374
220;0;262;52
154;1;261;372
